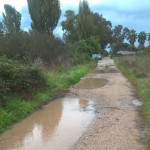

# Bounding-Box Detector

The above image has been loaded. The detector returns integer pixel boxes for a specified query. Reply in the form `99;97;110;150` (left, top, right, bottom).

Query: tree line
0;0;150;59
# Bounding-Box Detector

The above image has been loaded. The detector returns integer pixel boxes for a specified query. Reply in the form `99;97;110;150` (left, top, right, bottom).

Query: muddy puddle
74;78;108;89
93;69;119;74
0;98;95;150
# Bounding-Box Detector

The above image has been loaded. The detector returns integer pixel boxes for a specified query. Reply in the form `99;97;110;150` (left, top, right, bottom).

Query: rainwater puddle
93;69;119;74
74;78;108;89
132;100;143;107
0;98;95;150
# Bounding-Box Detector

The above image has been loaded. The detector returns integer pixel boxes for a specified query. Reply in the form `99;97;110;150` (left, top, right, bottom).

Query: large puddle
74;78;108;89
0;98;95;150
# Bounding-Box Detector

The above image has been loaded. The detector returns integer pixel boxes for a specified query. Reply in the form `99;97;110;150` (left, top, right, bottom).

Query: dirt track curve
71;57;146;150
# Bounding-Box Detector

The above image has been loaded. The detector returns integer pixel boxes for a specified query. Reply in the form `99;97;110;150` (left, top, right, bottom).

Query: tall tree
3;4;21;33
147;33;150;47
123;27;130;39
0;22;4;36
111;25;124;54
123;28;137;51
77;0;93;39
91;13;112;49
138;31;147;49
61;10;78;43
61;10;112;49
27;0;61;33
128;30;137;51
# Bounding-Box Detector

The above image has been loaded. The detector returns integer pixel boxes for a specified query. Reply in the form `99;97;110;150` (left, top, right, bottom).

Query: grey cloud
89;1;150;33
0;0;150;35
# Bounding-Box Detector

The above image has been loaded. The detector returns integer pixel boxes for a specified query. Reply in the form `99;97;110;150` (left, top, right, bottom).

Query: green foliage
148;33;150;47
0;109;14;133
61;10;78;43
77;0;93;39
0;32;68;66
27;0;61;33
121;42;130;51
0;22;4;36
104;65;109;71
128;30;137;50
3;4;21;33
111;25;124;54
115;54;150;126
69;41;91;65
138;31;147;49
0;62;96;134
61;1;112;50
123;28;137;51
69;37;100;65
85;37;100;54
91;13;112;49
0;57;47;107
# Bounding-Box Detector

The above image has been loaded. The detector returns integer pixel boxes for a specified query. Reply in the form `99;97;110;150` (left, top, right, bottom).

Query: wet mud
93;68;119;74
0;98;94;150
74;78;108;89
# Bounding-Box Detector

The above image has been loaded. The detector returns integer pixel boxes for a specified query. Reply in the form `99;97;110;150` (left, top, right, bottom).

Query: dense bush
115;54;150;128
0;57;47;107
0;62;96;133
68;37;101;65
85;37;100;55
117;54;150;77
0;32;69;67
69;41;91;65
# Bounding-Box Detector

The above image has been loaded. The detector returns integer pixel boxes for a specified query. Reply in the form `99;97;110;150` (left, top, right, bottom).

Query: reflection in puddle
93;69;119;74
74;78;108;89
132;100;143;107
0;98;94;150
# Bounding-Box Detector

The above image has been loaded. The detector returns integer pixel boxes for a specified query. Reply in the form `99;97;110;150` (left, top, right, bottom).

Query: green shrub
0;62;96;134
85;36;100;55
115;55;150;127
0;57;47;107
69;41;90;65
0;32;68;66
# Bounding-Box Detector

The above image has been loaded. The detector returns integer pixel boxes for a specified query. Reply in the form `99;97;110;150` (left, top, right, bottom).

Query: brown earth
71;57;147;150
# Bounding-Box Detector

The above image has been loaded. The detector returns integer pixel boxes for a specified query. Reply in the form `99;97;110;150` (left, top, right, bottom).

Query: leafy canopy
3;4;21;33
27;0;61;33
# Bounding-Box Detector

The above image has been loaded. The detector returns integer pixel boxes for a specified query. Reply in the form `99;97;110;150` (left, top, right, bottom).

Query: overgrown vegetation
0;32;69;66
0;56;47;107
115;53;150;126
0;0;99;134
0;61;96;133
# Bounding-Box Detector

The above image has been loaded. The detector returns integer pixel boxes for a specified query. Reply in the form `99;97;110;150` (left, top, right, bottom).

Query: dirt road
0;57;147;150
71;57;146;150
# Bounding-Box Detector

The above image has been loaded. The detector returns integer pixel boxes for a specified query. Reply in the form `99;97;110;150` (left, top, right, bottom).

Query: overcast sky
0;0;150;36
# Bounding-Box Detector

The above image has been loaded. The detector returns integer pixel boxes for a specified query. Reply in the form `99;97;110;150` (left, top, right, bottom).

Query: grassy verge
0;62;96;134
115;56;150;126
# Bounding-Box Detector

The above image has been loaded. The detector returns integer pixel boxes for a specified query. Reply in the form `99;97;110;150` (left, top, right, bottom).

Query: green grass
104;65;109;71
115;55;150;126
0;62;96;134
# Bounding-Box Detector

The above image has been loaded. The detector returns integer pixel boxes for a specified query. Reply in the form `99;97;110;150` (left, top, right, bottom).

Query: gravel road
71;57;146;150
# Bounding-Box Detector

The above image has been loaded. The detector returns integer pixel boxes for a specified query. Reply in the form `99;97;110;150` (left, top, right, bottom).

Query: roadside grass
115;54;150;126
104;65;109;71
0;62;96;134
